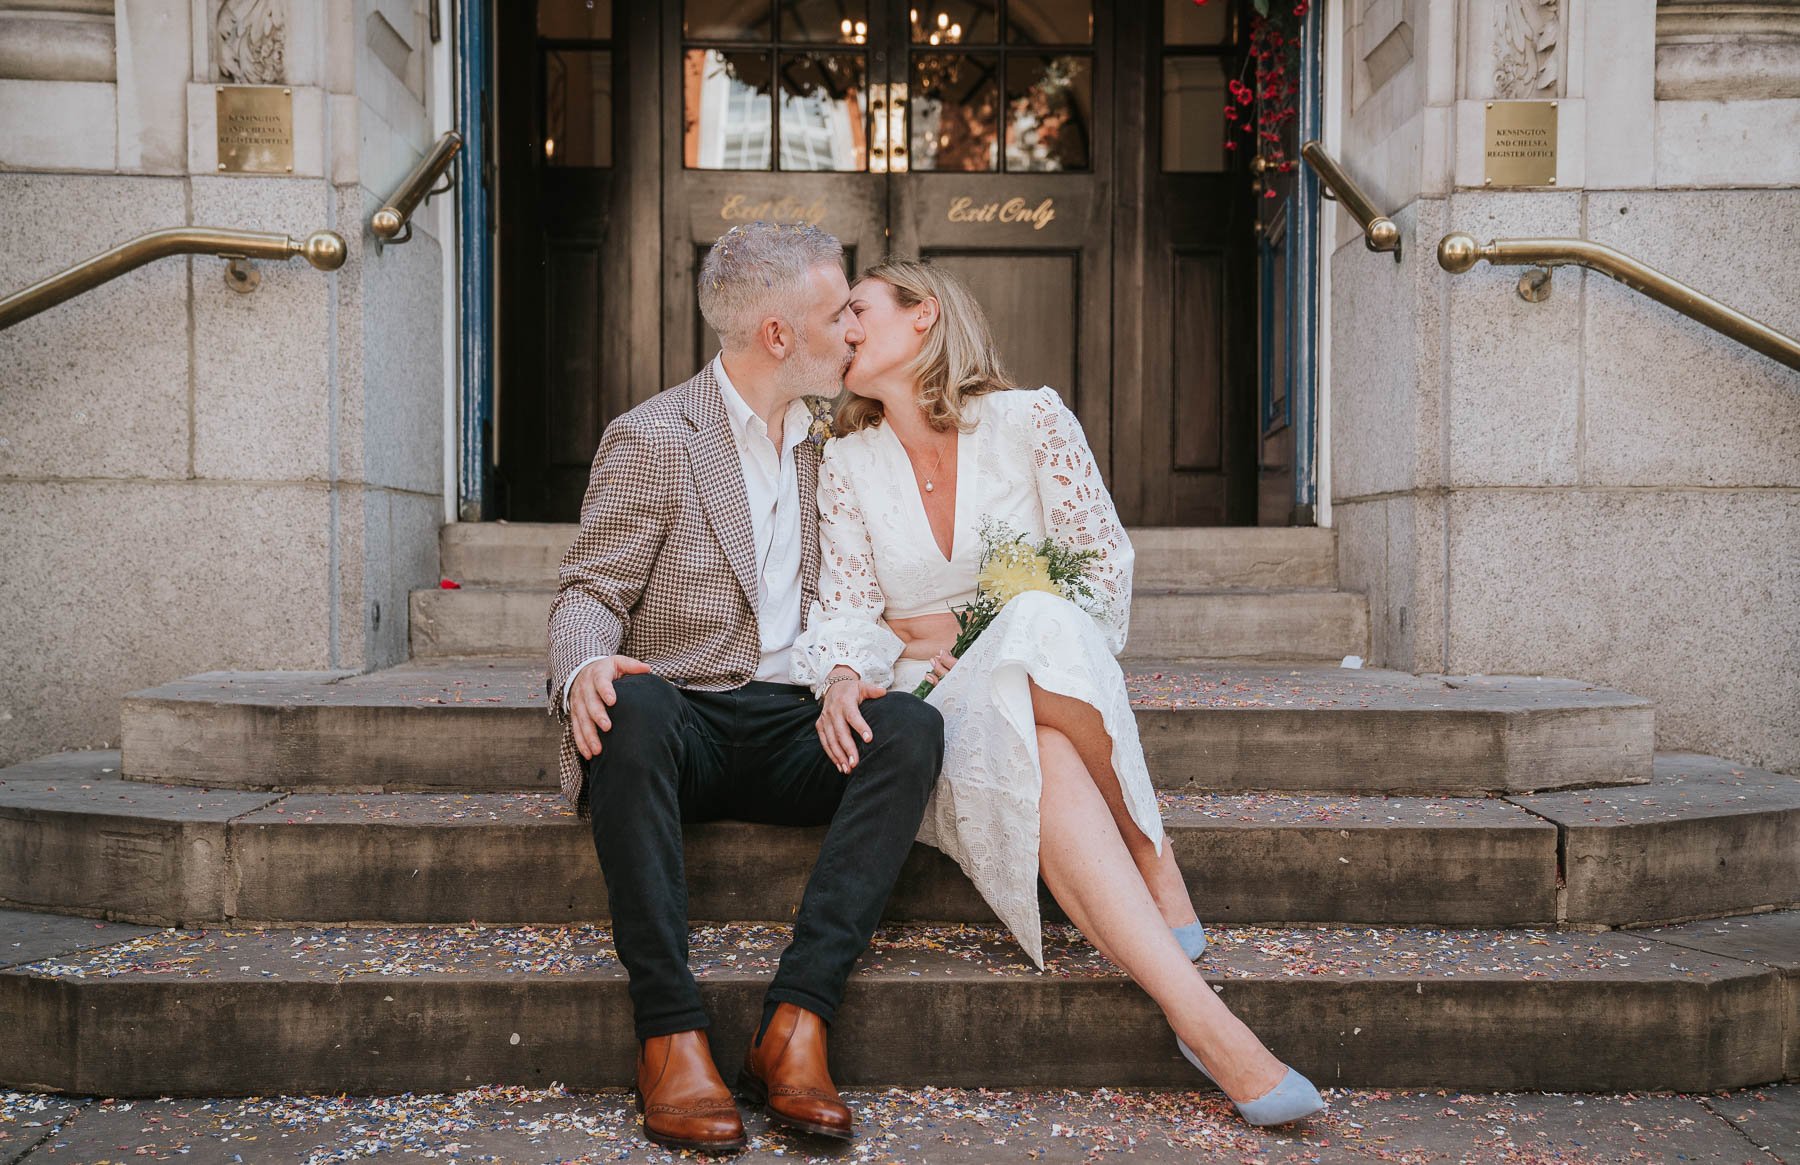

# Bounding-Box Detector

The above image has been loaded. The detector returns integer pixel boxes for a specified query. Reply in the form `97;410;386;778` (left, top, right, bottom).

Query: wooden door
882;0;1114;474
494;1;644;520
1112;0;1257;526
492;0;1267;526
659;1;893;379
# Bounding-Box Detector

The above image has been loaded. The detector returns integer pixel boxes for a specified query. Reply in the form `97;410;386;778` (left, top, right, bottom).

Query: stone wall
0;0;447;765
1329;0;1800;772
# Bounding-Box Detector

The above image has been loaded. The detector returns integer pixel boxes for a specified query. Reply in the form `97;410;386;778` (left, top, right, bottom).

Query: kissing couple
546;220;1327;1153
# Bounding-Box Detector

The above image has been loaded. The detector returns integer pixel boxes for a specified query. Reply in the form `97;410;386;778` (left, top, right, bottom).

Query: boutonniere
803;395;836;451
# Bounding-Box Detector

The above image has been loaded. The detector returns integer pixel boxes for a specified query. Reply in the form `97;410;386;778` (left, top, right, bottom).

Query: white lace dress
791;386;1163;968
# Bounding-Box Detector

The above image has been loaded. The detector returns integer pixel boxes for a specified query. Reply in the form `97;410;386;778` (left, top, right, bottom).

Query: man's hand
569;655;653;760
816;667;886;774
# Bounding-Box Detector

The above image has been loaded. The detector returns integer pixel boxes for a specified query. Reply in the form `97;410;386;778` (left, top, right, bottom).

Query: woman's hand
922;651;959;689
816;666;887;774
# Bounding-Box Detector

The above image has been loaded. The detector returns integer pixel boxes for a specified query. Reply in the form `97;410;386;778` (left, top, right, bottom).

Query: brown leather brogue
634;1028;746;1154
737;1002;853;1140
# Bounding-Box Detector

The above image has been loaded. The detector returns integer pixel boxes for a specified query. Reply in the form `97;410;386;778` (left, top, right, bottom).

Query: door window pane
781;0;870;42
545;50;614;167
910;1;998;44
685;0;772;40
1162;55;1226;171
685;49;773;169
778;52;868;170
1006;0;1092;44
1165;0;1229;45
910;52;1000;170
539;0;612;39
1005;54;1090;171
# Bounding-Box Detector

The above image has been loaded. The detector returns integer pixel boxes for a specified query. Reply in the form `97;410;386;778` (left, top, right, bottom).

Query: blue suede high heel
1176;1037;1326;1127
1172;920;1207;961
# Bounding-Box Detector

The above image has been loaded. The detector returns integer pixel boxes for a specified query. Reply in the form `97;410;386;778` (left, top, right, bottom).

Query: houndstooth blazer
546;362;824;812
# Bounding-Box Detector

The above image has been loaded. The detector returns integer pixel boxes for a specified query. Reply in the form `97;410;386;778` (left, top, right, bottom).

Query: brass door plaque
1484;101;1557;187
216;85;294;173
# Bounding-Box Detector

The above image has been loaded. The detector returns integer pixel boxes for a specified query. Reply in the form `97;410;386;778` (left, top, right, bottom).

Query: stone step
409;586;1372;662
3;753;1792;932
441;522;1341;591
4;906;1794;1096
116;659;1655;796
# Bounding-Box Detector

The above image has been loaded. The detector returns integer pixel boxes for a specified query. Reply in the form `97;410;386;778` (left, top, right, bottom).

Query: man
546;221;943;1154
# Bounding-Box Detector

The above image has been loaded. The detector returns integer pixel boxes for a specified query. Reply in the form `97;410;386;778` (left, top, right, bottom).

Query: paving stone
1514;754;1800;925
0;1093;85;1165
118;659;1655;795
1705;1083;1800;1163
3;1085;1789;1163
1;913;1790;1096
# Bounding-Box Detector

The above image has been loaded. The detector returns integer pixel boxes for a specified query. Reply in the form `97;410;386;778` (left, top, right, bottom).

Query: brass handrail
1300;140;1401;261
372;131;462;244
0;227;347;332
1437;233;1800;373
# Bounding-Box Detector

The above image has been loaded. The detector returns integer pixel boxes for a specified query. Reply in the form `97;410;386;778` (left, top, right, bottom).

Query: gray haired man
546;222;944;1153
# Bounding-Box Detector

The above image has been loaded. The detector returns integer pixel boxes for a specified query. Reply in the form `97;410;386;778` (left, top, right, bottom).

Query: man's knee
866;693;945;773
583;673;685;782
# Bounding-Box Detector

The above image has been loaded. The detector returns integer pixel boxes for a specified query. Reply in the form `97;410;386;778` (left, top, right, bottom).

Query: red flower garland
1195;0;1307;188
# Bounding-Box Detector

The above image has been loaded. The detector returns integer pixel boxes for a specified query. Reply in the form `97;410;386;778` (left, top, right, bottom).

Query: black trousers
584;673;944;1041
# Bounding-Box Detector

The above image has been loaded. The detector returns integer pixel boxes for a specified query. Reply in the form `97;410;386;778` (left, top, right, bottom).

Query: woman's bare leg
1035;724;1285;1102
1030;679;1199;930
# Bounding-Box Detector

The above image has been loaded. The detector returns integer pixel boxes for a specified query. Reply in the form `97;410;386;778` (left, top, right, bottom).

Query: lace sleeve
1027;387;1135;654
791;444;906;696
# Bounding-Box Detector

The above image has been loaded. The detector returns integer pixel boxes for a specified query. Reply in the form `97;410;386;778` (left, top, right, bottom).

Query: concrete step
3;753;1792;931
117;659;1654;796
410;586;1372;662
441;522;1341;591
4;906;1794;1096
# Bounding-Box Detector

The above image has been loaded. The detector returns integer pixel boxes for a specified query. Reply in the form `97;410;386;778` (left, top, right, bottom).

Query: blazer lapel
682;367;760;612
796;433;823;622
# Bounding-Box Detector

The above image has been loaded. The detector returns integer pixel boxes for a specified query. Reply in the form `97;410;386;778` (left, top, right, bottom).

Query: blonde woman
790;261;1325;1128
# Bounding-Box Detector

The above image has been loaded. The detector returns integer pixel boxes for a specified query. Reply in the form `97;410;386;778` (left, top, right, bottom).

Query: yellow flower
978;544;1058;605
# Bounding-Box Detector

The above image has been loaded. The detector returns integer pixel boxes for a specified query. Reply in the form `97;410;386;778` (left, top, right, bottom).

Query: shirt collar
712;354;808;453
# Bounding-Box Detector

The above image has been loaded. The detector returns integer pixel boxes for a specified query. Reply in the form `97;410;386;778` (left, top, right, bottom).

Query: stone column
0;0;448;766
1328;0;1800;772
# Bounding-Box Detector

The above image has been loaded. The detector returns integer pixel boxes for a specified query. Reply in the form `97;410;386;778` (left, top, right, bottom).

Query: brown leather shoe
737;1002;854;1140
634;1029;746;1154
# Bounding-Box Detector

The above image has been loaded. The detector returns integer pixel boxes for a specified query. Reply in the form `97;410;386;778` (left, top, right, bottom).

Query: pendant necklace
922;443;945;493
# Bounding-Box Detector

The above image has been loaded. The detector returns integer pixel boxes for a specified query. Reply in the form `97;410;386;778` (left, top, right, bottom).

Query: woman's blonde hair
837;260;1018;434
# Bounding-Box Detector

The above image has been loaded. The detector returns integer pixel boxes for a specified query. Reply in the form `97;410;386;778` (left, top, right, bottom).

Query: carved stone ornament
216;0;286;85
1494;0;1561;98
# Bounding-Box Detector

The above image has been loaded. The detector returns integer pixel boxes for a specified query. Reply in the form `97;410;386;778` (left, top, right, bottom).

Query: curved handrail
1300;140;1401;260
1437;233;1800;373
0;227;347;332
372;131;463;243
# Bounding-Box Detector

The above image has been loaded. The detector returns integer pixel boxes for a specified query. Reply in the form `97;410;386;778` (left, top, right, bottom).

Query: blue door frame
1291;0;1324;522
456;0;493;521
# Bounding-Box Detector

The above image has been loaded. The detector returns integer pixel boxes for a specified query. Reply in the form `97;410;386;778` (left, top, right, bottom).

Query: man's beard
776;328;851;398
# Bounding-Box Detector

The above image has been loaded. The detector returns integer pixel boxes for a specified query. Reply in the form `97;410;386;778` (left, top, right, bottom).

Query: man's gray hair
697;221;844;351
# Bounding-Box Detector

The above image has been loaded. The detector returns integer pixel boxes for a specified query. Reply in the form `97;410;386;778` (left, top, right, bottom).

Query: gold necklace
922;442;945;493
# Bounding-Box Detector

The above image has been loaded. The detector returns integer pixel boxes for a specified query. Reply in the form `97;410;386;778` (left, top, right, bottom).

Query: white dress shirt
563;355;810;710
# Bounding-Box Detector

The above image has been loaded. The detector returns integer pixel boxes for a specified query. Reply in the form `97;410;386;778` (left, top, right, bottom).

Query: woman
790;261;1326;1128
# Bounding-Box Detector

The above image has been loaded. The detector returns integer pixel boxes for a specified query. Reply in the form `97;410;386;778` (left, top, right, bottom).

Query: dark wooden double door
495;0;1278;525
